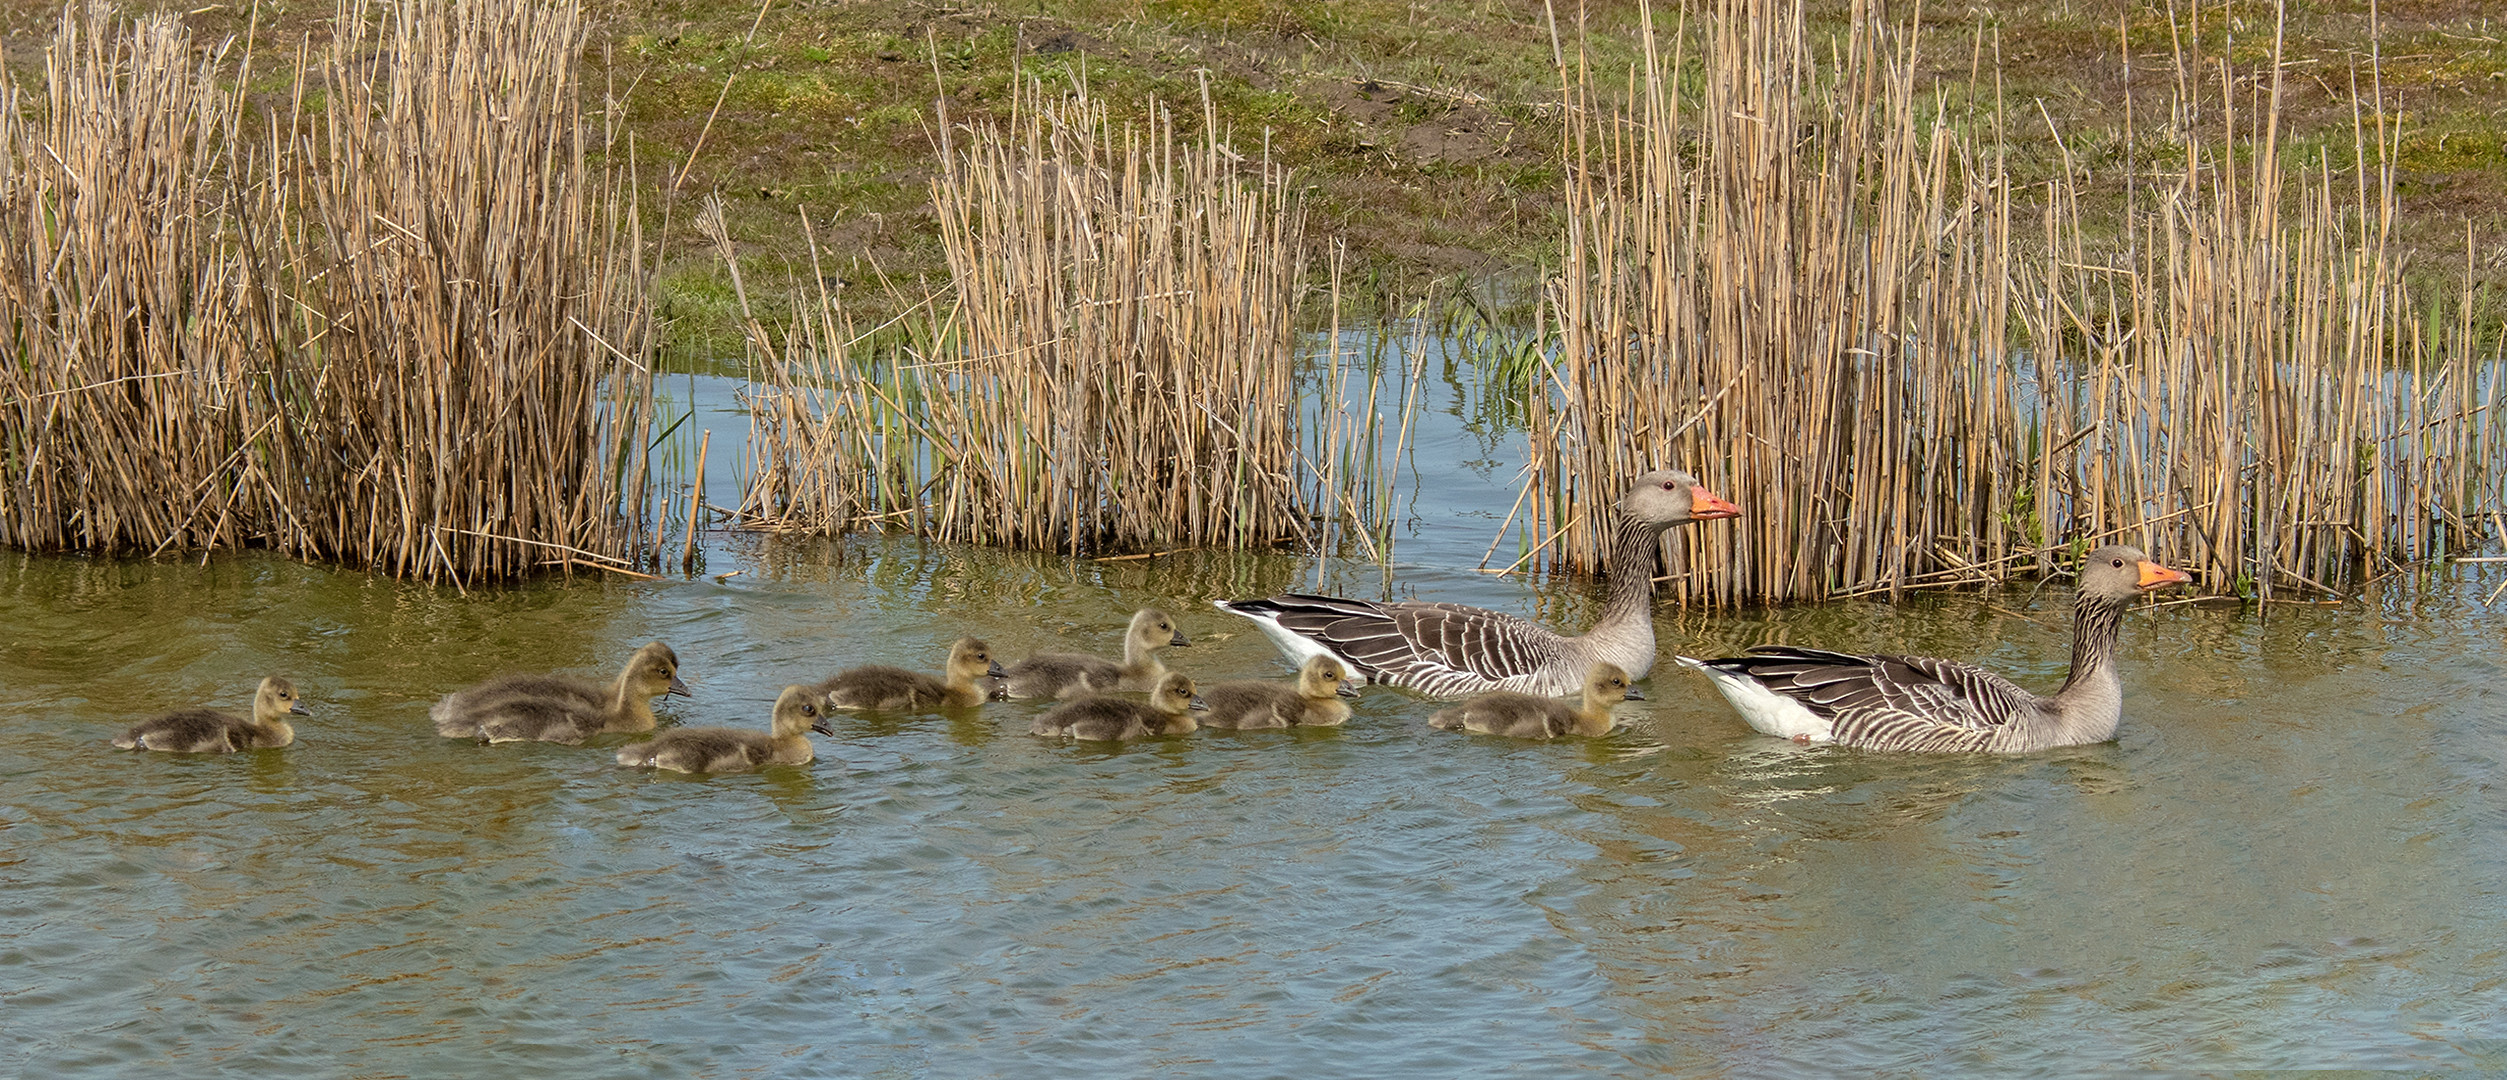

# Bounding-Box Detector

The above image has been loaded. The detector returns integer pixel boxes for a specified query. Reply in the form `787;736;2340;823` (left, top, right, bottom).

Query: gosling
113;676;307;753
816;637;1004;711
1428;663;1637;740
997;608;1189;699
1029;672;1205;741
1198;656;1359;730
615;685;833;774
432;641;691;744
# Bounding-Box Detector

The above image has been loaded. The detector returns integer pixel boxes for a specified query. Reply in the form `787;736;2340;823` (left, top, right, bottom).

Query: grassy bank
9;1;2495;343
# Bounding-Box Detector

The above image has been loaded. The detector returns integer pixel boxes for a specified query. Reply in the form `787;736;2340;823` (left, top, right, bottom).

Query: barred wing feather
1231;594;1568;696
1712;645;2046;753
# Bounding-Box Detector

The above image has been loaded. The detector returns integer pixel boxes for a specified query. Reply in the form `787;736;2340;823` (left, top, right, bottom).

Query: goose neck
771;734;816;765
2055;591;2129;698
1595;514;1669;628
607;670;635;716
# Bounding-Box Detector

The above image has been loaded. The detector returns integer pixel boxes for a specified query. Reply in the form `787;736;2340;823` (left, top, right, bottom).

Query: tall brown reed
1537;0;2499;603
738;74;1353;555
0;0;655;583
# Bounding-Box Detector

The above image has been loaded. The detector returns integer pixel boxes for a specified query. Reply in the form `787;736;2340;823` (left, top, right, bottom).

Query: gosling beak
987;660;1007;678
1336;681;1362;699
1170;630;1191;647
2136;561;2193;590
810;719;836;737
1622;686;1646;701
290;703;311;716
668;675;693;698
1188;695;1210;712
1688;485;1742;520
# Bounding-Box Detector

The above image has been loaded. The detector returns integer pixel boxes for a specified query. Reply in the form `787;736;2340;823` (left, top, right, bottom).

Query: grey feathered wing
1704;645;2045;752
1240;594;1564;693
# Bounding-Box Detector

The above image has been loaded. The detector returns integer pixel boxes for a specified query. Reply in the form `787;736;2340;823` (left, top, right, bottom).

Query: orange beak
2136;560;2192;590
1689;485;1742;520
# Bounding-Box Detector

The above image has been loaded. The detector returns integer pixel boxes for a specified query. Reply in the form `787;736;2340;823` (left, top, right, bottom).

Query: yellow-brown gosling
615;685;833;774
113;676;307;753
1427;663;1636;740
817;637;1004;711
997;608;1190;699
1029;672;1204;741
431;641;691;744
1197;656;1359;730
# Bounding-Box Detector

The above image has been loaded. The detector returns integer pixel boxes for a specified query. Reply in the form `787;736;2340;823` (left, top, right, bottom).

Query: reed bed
738;75;1378;555
0;0;655;583
1535;0;2502;603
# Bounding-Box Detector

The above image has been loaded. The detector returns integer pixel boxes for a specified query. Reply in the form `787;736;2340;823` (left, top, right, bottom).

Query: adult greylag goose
1029;672;1205;741
113;676;307;752
816;637;1005;711
1428;663;1636;740
615;685;833;773
1198;656;1360;730
1218;470;1739;698
997;608;1190;699
431;641;691;743
1679;545;2192;752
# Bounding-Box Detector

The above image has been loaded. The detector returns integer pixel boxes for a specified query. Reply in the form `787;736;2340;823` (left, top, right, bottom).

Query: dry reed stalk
1537;0;2499;603
0;0;655;582
736;73;1382;555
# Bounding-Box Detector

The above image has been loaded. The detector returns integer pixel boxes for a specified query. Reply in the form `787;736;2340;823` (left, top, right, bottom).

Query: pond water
6;347;2507;1075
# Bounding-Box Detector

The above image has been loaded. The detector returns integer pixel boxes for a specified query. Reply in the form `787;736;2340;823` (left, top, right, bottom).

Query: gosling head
1297;656;1358;700
771;684;835;738
1148;672;1203;735
1618;469;1741;529
1583;663;1636;705
947;637;1005;681
2076;544;2193;605
627;641;693;700
1149;672;1204;713
1130;608;1189;650
253;676;310;723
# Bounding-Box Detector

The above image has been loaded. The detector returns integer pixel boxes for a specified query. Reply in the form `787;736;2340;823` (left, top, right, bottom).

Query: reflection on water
6;337;2507;1073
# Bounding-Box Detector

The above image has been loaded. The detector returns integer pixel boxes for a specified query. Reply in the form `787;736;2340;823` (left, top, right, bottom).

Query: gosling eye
803;703;818;717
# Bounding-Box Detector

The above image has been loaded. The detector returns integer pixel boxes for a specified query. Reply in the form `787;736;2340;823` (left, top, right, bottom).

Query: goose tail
1213;597;1372;684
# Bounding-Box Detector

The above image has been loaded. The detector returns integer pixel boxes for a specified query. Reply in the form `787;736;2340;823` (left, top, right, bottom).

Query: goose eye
2111;558;2124;568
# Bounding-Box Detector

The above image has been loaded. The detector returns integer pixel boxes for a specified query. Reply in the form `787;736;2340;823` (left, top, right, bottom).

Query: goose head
1149;672;1205;734
2077;545;2192;604
1129;608;1190;650
1582;663;1635;705
626;641;693;699
1618;469;1741;529
771;684;835;737
1297;655;1360;700
1573;663;1635;736
253;676;310;723
947;637;1006;682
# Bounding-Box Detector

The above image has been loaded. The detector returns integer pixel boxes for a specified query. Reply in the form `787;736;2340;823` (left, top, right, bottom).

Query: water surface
5;345;2506;1074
